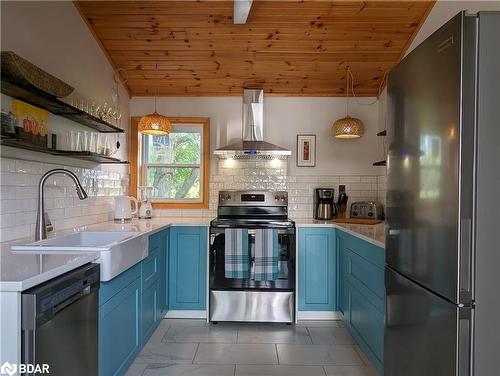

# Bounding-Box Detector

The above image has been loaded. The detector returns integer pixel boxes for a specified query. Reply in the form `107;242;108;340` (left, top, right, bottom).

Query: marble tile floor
125;319;377;376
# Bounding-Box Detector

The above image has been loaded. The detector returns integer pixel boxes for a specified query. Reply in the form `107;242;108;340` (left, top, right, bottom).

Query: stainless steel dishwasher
21;263;100;376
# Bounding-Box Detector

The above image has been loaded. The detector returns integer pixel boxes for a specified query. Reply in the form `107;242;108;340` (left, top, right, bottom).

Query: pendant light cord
347;67;382;106
154;63;159;113
345;67;350;117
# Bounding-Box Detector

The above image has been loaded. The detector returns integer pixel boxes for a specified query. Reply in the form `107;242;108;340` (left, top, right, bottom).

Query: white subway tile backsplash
0;158;126;242
15;160;34;174
0;213;16;228
0;186;16;199
64;206;83;218
0;158;16;173
360;176;377;183
1;224;31;242
15;212;36;226
296;176;317;183
1;172;26;186
153;160;387;220
1;156;387;241
157;209;182;217
318;175;339;184
339;176;361;183
15;186;38;199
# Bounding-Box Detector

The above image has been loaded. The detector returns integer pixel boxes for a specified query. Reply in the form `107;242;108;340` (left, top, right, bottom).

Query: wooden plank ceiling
76;1;434;97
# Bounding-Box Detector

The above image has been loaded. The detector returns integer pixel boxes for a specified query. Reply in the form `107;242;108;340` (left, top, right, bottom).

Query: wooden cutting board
331;218;383;225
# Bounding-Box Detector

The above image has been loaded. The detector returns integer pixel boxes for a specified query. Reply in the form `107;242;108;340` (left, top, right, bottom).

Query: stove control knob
220;193;231;201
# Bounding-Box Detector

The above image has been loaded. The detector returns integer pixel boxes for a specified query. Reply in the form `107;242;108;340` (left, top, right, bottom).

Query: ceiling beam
233;0;253;24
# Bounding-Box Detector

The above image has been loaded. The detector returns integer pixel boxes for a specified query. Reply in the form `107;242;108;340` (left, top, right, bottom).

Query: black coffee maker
314;188;338;220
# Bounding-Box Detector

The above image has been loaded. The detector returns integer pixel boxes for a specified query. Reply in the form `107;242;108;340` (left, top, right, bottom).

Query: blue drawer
148;231;162;252
99;263;141;307
142;247;160;289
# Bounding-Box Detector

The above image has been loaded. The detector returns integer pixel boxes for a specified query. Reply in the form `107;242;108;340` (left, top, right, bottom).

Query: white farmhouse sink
11;231;148;281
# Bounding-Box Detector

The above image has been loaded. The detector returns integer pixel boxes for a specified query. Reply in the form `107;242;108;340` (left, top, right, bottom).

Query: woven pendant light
139;64;171;135
139;111;171;135
332;67;364;139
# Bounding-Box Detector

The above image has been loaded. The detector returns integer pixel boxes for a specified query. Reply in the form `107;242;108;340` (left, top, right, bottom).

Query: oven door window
210;229;295;290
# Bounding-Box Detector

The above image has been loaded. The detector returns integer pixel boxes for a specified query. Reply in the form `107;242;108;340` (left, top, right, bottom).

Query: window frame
130;116;210;209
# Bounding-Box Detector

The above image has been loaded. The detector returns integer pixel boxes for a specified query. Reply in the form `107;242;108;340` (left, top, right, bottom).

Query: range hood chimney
214;89;291;159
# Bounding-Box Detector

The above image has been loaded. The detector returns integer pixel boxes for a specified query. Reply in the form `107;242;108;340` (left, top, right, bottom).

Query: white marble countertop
1;216;383;292
294;219;385;248
81;217;212;235
0;217;211;292
0;250;99;292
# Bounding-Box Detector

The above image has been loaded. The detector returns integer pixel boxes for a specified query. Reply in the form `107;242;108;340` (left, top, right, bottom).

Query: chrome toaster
350;201;384;220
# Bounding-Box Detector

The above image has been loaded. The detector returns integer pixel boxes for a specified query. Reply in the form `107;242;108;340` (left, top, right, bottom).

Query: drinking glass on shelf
89;133;99;153
82;131;90;151
99;134;108;155
60;131;71;150
77;131;85;152
70;131;80;151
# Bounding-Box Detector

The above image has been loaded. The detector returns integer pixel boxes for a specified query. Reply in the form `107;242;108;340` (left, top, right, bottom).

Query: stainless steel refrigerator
385;11;500;376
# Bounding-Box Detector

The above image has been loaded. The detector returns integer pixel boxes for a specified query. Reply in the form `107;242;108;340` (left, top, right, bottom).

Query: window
130;117;210;208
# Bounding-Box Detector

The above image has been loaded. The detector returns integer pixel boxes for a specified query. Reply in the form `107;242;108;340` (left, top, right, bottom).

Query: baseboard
164;310;207;319
297;311;343;320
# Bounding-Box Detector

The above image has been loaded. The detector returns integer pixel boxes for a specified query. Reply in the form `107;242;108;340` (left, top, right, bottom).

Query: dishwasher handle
53;285;92;315
22;263;100;328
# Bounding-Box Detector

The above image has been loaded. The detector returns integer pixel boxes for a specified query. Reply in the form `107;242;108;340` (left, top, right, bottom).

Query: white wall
407;0;500;55
0;1;130;164
131;96;384;176
131;97;386;219
0;1;130;241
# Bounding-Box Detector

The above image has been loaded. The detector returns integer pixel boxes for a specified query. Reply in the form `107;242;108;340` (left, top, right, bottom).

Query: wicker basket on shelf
1;51;74;98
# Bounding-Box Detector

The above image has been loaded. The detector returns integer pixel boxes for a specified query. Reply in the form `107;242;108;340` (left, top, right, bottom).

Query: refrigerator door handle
459;218;473;304
458;307;473;376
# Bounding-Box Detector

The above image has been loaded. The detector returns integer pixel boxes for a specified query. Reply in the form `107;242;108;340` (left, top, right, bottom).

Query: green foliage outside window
145;131;202;200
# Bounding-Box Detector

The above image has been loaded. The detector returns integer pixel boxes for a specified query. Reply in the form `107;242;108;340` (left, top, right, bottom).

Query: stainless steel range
209;190;295;323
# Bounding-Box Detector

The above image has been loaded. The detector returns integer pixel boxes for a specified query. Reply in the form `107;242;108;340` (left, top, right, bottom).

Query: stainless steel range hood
214;89;291;159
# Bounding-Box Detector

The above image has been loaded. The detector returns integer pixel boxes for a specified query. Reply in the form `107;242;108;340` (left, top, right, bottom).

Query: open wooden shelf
374;130;387;166
1;76;124;133
1;139;129;164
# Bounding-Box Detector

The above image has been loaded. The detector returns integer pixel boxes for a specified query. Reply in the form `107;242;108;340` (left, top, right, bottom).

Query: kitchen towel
225;228;249;279
254;229;279;281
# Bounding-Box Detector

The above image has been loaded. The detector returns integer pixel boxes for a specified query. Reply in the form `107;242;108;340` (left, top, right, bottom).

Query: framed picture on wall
296;134;316;167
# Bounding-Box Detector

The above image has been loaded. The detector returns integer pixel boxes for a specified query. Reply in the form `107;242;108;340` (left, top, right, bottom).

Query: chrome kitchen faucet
35;168;88;240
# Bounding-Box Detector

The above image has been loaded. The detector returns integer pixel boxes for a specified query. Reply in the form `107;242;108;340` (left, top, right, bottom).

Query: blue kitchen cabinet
337;234;345;314
161;229;169;316
148;229;168;319
337;229;385;375
141;278;160;343
298;227;337;311
169;226;207;310
99;264;141;376
141;242;161;344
